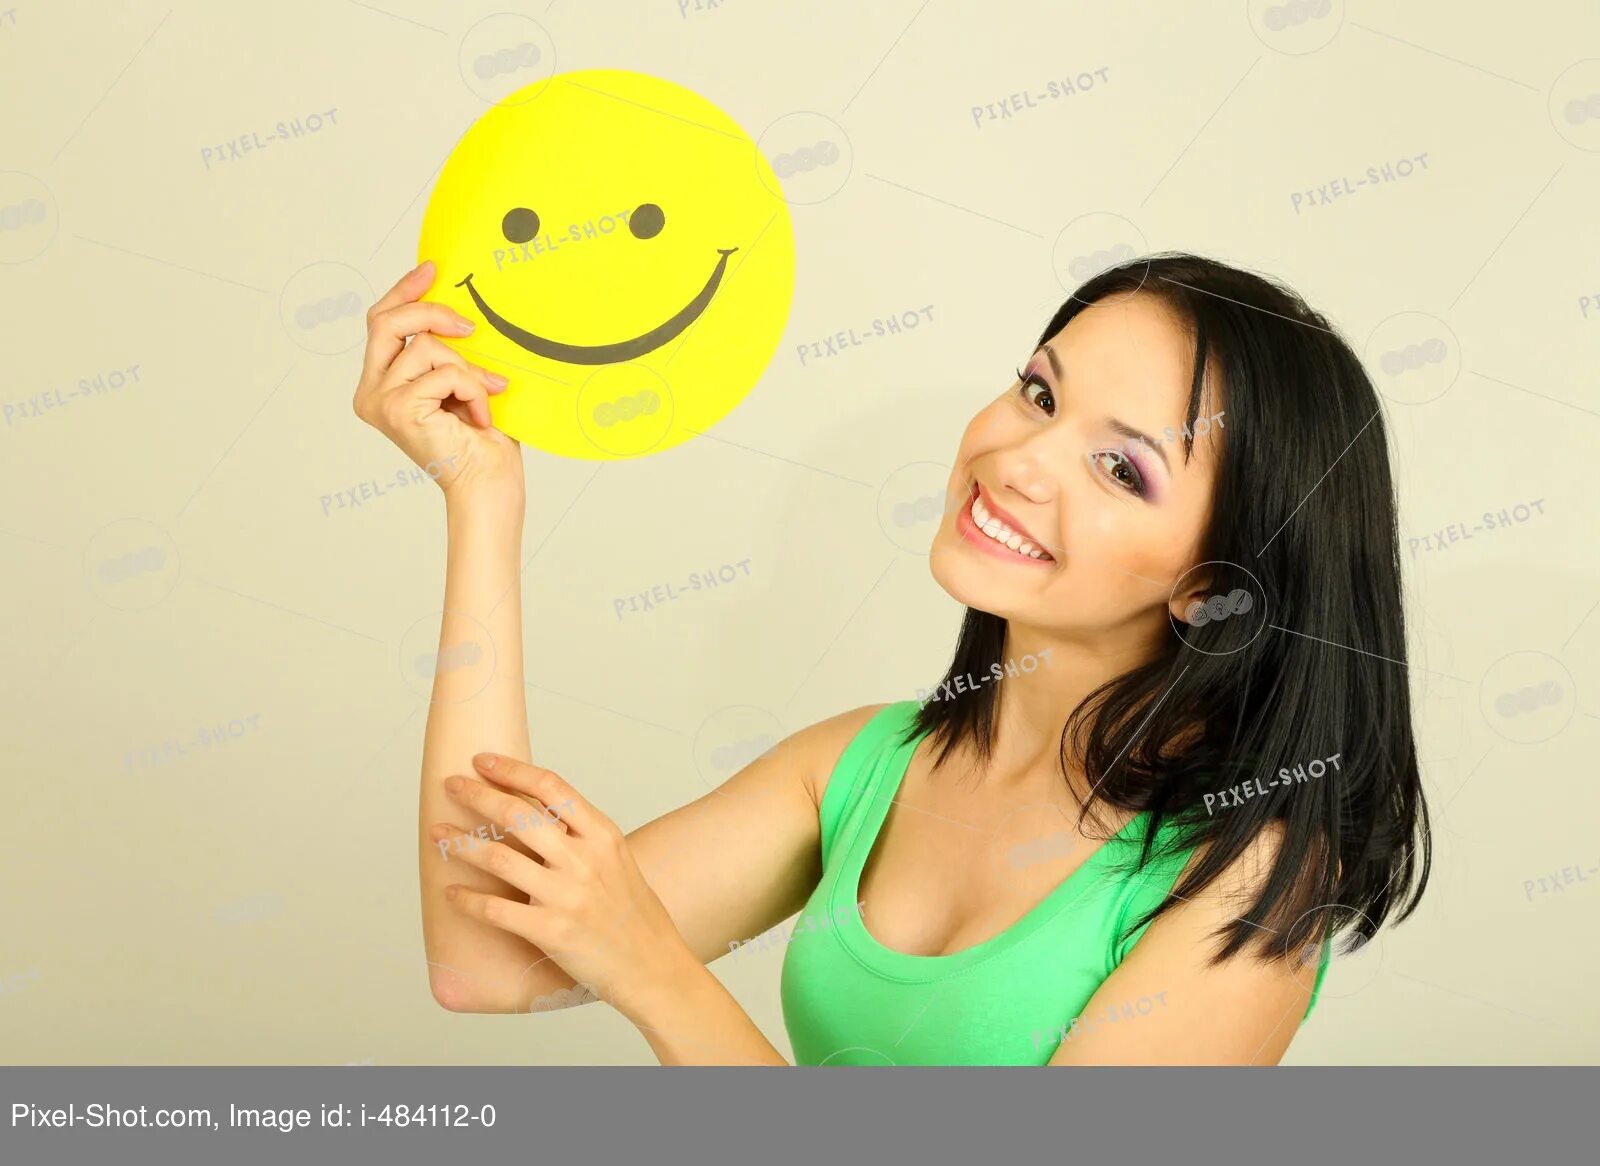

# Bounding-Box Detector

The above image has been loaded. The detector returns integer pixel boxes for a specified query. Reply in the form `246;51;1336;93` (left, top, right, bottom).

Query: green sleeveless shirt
779;701;1330;1064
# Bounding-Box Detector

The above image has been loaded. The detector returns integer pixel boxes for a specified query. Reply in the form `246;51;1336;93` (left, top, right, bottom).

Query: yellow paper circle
417;68;796;460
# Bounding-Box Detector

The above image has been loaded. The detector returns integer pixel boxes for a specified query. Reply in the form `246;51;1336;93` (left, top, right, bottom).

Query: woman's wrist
610;936;706;1029
613;942;789;1065
444;479;525;530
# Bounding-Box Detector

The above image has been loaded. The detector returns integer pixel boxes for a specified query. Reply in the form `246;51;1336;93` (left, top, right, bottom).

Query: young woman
353;251;1430;1065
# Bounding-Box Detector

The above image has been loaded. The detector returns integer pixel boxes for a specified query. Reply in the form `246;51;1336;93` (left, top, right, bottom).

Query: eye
1015;366;1054;414
1089;449;1146;497
630;203;665;239
502;207;540;244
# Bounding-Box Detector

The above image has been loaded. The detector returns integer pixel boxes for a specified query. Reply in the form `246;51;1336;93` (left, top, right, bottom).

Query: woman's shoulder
794;701;911;812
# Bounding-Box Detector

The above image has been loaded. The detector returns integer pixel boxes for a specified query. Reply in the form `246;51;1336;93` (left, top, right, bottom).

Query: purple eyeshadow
1118;443;1161;501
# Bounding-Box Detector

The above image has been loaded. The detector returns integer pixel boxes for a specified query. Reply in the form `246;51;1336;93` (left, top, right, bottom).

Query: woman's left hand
430;753;691;1018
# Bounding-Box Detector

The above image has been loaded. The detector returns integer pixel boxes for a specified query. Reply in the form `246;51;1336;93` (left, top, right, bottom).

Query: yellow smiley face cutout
417;68;796;461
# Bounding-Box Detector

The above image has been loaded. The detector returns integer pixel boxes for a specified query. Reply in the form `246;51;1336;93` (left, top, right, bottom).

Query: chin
928;529;1008;616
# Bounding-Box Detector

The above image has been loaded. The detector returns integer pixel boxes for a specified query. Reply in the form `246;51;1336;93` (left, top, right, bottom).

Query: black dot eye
629;203;665;239
502;207;539;244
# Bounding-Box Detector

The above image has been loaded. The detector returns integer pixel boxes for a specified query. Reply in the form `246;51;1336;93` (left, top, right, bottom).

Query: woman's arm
435;749;805;1061
1046;825;1318;1065
421;490;864;1016
358;268;889;1023
418;487;552;1012
353;261;558;1012
621;955;789;1065
430;706;888;1038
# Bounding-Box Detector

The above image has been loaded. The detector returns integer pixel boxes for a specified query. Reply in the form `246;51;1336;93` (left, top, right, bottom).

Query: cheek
964;397;1015;446
1063;499;1194;596
947;402;1011;485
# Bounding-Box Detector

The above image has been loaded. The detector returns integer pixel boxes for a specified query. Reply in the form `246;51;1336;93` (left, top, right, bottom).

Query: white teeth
968;490;1050;560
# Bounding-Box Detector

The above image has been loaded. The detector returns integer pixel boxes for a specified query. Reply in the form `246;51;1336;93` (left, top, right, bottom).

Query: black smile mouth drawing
456;247;738;365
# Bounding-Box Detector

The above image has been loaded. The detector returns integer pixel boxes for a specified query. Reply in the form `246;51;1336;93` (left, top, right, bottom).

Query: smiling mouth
959;481;1055;562
455;247;738;365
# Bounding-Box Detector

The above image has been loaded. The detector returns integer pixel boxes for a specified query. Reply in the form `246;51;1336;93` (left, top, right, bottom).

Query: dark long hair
907;251;1430;964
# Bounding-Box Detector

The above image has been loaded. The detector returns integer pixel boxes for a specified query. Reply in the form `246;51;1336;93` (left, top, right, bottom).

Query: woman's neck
972;618;1165;804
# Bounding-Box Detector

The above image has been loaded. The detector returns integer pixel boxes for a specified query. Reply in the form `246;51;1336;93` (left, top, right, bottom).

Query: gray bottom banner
1;1067;1592;1165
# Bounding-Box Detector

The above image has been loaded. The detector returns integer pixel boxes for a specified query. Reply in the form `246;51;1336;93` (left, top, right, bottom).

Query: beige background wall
2;0;1596;1064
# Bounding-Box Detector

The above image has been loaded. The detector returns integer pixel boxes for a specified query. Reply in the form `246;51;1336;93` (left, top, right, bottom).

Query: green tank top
780;700;1331;1065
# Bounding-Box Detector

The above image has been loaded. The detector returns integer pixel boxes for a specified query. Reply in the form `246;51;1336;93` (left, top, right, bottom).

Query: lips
956;480;1056;564
973;481;1050;552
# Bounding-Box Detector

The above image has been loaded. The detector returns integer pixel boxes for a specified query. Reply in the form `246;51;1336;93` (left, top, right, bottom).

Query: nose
992;440;1057;508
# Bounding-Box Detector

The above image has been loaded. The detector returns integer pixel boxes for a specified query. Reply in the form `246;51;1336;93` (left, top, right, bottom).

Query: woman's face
929;292;1224;645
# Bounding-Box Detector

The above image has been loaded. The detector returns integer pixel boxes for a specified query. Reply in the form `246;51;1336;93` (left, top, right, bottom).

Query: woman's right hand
353;260;522;500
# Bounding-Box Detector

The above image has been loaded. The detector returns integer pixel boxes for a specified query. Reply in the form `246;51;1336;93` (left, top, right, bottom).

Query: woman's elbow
427;965;596;1014
428;966;509;1013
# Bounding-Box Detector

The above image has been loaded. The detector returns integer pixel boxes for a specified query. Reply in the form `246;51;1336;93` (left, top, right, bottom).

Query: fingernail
453;316;476;333
474;753;496;770
443;775;463;794
413;259;434;276
484;372;508;388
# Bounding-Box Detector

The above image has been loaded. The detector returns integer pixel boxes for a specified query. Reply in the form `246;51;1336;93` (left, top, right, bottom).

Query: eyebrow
1108;419;1169;472
1039;343;1061;380
1037;345;1171;473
